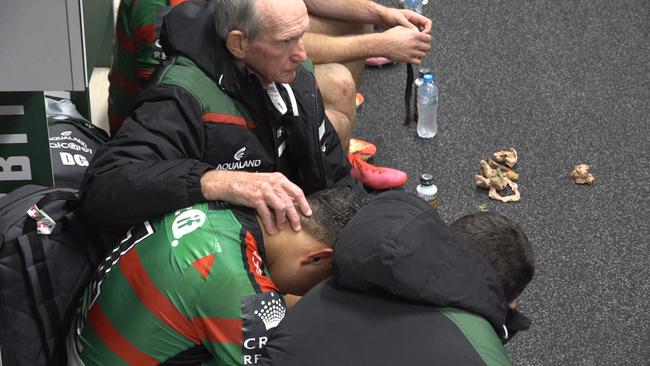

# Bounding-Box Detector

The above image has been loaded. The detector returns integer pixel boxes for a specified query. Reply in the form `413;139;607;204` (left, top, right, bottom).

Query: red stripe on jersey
120;249;201;344
192;317;243;344
134;24;156;46
137;68;154;81
245;231;278;292
109;68;140;95
202;113;256;129
193;253;216;279
88;304;159;366
115;26;135;53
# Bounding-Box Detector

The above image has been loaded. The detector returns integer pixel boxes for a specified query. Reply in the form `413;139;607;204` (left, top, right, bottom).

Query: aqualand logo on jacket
215;146;262;170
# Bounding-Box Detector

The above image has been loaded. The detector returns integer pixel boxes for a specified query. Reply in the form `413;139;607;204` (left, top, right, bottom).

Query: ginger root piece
488;178;520;202
475;174;492;189
571;164;595;185
476;160;520;202
479;160;506;190
488;159;519;181
493;148;518;168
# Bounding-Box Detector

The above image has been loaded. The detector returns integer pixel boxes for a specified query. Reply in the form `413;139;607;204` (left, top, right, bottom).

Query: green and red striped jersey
70;203;285;365
108;0;188;135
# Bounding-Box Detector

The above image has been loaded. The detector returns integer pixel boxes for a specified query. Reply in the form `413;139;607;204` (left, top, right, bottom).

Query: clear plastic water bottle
404;0;423;13
414;68;431;110
416;173;439;208
416;74;438;139
415;68;430;89
410;68;430;124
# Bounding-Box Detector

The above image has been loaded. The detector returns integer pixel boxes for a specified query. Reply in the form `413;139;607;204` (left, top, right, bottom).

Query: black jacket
262;191;530;365
80;0;357;234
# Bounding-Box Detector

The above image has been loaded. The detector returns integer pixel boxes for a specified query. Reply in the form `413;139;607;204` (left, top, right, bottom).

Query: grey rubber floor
356;1;649;365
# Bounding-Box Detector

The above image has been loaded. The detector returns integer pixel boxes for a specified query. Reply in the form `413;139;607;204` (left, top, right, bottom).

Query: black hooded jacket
80;0;357;234
262;191;530;366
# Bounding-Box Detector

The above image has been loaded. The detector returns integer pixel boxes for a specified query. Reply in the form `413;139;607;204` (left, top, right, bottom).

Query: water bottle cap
420;173;434;185
424;74;433;82
418;68;431;78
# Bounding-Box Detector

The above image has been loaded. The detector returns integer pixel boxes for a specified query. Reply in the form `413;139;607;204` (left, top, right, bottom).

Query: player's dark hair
450;212;535;301
302;187;368;246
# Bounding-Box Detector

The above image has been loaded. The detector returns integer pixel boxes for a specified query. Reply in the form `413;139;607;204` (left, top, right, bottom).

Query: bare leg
307;14;373;88
325;109;351;152
303;16;409;190
315;63;356;151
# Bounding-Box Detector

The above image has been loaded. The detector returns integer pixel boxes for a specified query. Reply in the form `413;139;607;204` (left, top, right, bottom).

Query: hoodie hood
159;0;228;81
334;191;530;342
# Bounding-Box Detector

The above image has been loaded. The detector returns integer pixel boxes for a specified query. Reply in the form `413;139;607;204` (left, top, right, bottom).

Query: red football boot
348;153;408;190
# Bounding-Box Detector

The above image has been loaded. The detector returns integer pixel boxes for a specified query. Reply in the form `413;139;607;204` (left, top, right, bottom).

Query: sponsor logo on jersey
153;38;168;60
49;131;93;153
171;208;207;247
251;250;263;276
241;292;286;365
253;294;285;330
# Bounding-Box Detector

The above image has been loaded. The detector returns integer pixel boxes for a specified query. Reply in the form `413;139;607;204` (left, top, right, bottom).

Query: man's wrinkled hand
201;170;312;235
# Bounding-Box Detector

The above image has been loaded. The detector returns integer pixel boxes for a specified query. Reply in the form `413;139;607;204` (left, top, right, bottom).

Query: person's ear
299;248;334;265
226;30;248;59
507;299;519;310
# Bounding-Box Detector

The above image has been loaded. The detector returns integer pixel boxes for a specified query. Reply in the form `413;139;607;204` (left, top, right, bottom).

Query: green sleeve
439;307;512;366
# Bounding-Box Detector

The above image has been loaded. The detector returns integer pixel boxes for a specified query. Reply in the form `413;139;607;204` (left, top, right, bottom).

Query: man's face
243;0;309;85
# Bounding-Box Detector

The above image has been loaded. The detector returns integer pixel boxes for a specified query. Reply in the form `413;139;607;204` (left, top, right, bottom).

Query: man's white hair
214;0;262;40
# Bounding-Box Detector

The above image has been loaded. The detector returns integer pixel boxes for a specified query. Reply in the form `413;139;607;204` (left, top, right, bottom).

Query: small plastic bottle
416;173;439;208
416;74;439;139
